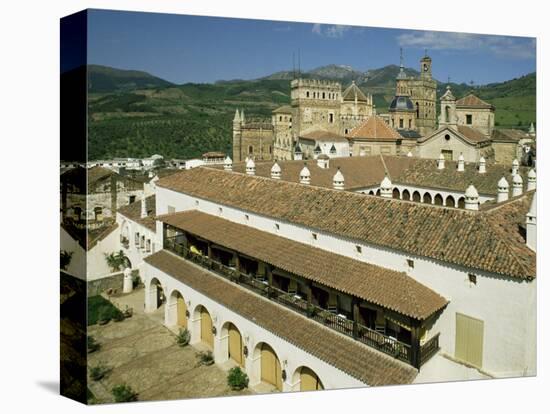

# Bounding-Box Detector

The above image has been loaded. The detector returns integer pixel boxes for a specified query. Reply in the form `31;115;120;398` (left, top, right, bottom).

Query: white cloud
312;24;351;38
397;31;535;59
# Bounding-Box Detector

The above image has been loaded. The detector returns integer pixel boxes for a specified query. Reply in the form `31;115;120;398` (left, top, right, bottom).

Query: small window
322;92;326;99
466;114;473;125
129;195;136;204
244;214;249;221
279;116;283;122
275;223;280;231
399;119;404;129
444;134;451;141
329;113;334;123
468;273;477;285
306;91;310;98
407;259;414;269
356;245;362;254
312;233;318;241
408;119;412;129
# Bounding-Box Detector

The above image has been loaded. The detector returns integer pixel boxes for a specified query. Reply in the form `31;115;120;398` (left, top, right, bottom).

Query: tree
104;250;129;273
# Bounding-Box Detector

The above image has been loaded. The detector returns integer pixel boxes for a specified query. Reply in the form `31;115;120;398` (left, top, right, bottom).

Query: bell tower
420;50;432;79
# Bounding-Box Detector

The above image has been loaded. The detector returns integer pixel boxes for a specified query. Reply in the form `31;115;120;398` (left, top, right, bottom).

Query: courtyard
87;288;253;404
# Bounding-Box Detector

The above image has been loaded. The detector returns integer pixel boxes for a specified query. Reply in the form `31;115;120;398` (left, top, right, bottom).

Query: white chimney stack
526;192;536;251
380;175;393;198
512;173;523;197
246;158;256;175
437;153;445;170
140;194;147;219
333;167;345;190
407;151;413;157
527;169;536;191
299;163;311;185
270;161;281;179
512;158;519;176
457;153;465;172
479;156;486;174
317;154;330;169
497;177;509;203
224;156;233;171
464;184;479;211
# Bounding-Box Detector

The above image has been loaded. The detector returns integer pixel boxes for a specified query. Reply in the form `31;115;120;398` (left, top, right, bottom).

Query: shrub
88;295;124;325
111;384;138;403
113;311;125;322
175;328;191;347
89;363;110;381
97;307;111;325
87;335;100;353
197;350;214;366
227;367;249;390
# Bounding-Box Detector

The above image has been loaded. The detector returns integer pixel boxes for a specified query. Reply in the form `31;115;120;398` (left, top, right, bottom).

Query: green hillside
87;65;536;161
88;65;173;93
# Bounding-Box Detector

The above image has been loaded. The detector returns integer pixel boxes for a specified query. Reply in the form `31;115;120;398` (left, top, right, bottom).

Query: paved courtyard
87;288;253;404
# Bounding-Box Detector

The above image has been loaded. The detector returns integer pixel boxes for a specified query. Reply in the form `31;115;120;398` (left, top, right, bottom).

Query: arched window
458;197;466;209
416;102;419;118
434;194;443;206
248;145;253;154
322;92;326;99
402;189;411;201
393;188;400;199
413;191;421;202
423;192;432;204
445;195;455;207
306;91;310;98
445;106;450;123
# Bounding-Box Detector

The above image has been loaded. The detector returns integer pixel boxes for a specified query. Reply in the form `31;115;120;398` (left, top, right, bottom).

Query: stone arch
392;188;400;199
220;321;245;367
445;105;450;123
376;189;381;196
402;189;411;201
252;342;283;391
423;192;432;204
194;304;214;349
368;190;375;196
167;289;188;328
292;366;324;392
445;195;455;207
458;197;466;209
146;277;164;312
434;193;443;206
412;191;421;202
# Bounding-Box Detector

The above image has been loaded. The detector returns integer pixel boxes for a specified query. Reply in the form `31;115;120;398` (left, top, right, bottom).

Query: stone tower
232;109;274;162
389;52;416;131
408;52;437;136
439;86;458;131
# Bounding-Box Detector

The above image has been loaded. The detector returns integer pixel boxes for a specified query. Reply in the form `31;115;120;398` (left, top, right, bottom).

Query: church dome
389;96;414;111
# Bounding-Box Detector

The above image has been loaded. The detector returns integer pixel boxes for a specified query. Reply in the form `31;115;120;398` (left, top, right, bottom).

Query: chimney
333;167;345;190
512;173;523;197
437;153;445;170
526;192;536;251
224;156;233;171
479;156;486;174
380;174;393;198
497;177;509;203
464;184;479;211
140;194;147;219
294;142;303;161
457;153;465;172
407;151;413;157
527;168;536;191
246;158;256;175
512;158;519;176
299;163;311;185
317;154;329;169
271;161;281;179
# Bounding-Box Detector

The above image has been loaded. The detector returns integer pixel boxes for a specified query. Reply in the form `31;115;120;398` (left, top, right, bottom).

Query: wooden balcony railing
164;237;438;368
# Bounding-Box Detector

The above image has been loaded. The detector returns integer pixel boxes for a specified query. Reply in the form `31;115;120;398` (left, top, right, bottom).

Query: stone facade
232;110;274;162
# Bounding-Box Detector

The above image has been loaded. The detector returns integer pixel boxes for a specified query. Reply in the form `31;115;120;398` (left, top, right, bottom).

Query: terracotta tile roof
457;125;491;144
157;167;536;280
392;158;529;196
349;116;403;141
217;156;389;190
299;129;349;142
117;195;157;231
342;82;369;102
144;250;419;385
456;94;494;109
491;129;530;142
159;210;448;320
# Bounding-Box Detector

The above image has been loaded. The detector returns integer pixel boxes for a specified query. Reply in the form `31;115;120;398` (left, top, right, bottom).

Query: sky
85;9;536;85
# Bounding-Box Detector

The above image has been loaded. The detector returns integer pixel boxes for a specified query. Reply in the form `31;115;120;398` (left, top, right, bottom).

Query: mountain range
81;64;535;161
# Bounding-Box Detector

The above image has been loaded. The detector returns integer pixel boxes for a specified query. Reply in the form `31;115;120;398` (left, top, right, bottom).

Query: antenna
424;48;428;57
400;47;404;67
292;52;295;79
447;76;451;85
298;49;301;76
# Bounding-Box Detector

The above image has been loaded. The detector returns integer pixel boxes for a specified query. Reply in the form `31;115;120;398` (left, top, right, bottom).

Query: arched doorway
198;305;214;349
169;290;188;328
445;195;455;207
423;192;432;204
434;194;443;206
458;197;466;209
224;322;244;367
258;343;282;391
392;188;400;199
147;278;164;311
402;189;410;201
295;366;324;391
412;191;421;202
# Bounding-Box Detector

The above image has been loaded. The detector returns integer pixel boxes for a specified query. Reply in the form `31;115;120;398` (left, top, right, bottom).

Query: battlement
291;78;342;90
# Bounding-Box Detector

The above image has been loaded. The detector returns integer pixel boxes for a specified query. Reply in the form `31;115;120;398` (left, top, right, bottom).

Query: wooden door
300;367;323;391
176;296;187;328
200;308;214;348
455;313;484;368
228;323;244;367
260;344;282;391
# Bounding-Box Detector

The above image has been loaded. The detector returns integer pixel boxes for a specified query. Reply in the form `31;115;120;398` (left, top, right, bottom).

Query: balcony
164;237;439;368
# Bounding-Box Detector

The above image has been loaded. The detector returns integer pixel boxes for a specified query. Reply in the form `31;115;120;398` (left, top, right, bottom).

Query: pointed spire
233;109;241;123
271;161;281;179
246;157;255;175
333;167;345;190
299;162;311;185
224;156;233;171
240;110;245;124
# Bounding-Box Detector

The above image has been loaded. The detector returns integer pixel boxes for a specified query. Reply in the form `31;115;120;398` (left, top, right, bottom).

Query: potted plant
87;335;100;353
227;367;249;390
175;328;191;347
111;384;138;403
89;362;110;381
197;351;215;366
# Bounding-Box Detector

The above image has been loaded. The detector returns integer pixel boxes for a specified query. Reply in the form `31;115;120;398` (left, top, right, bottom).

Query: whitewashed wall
155;185;536;379
60;225;86;280
142;262;367;390
116;212;158;275
86;226;121;280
